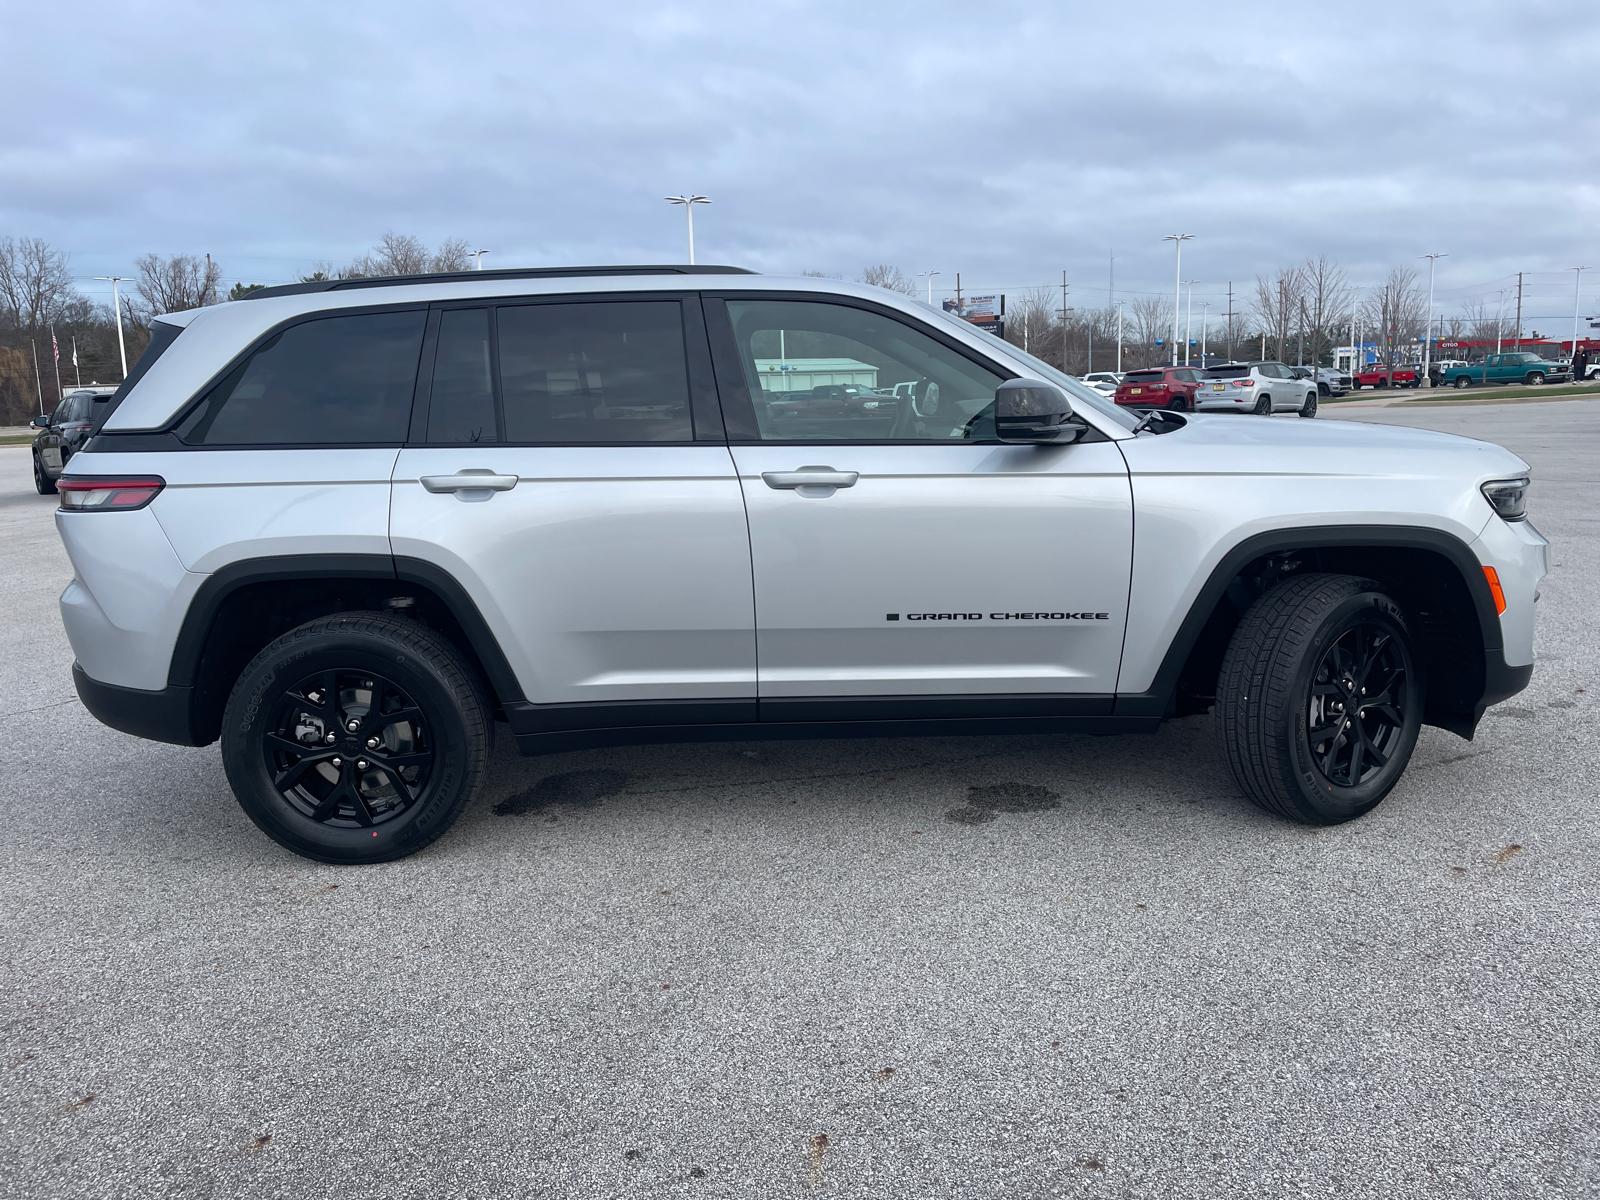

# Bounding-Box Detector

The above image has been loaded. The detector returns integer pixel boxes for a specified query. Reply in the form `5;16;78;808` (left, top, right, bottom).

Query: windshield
917;304;1138;430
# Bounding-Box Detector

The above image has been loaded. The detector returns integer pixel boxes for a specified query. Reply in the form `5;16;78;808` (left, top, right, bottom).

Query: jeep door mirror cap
994;378;1088;444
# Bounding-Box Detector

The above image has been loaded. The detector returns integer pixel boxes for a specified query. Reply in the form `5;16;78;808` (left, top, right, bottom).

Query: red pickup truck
1351;364;1421;390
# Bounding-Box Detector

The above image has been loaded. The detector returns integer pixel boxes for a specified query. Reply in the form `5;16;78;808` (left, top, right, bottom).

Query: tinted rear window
1204;365;1250;378
1124;371;1165;383
178;311;425;445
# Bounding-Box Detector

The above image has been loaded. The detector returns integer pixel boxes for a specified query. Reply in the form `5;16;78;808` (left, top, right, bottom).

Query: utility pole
1515;272;1524;347
956;273;964;313
1225;282;1235;360
1163;235;1193;366
95;276;130;378
1059;271;1069;371
1297;299;1306;367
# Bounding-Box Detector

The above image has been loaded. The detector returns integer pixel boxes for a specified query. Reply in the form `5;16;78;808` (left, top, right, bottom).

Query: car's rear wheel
1375;378;1388;389
1216;573;1422;824
1299;391;1318;418
1169;395;1188;411
1252;395;1272;415
1526;372;1545;386
32;453;57;495
221;612;490;864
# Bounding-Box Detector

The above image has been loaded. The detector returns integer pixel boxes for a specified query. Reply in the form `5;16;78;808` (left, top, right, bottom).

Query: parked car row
1109;362;1320;417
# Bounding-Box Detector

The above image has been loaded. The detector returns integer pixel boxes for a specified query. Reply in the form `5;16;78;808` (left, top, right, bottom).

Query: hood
1121;411;1530;483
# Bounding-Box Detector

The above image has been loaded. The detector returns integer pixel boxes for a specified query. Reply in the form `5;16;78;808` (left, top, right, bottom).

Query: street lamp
916;271;941;305
1184;279;1199;365
471;249;490;270
664;195;711;265
1420;253;1446;382
1116;301;1124;373
1163;235;1193;366
1571;266;1589;374
1200;302;1209;365
94;276;129;378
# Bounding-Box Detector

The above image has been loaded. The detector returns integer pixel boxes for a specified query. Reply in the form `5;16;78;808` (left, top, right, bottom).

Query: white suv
57;266;1546;863
1199;362;1320;414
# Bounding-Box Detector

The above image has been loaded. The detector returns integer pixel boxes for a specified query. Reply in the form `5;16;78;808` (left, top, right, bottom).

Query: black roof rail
245;264;757;301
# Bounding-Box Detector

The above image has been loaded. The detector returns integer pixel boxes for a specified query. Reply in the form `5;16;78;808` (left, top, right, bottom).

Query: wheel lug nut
366;737;379;749
346;720;360;732
357;760;369;771
332;756;343;767
325;734;337;743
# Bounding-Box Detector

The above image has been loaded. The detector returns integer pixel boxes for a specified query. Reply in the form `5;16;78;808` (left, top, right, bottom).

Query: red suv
1113;367;1204;410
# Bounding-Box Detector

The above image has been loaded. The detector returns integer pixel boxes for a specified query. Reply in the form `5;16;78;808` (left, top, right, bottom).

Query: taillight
57;476;166;512
1234;379;1254;387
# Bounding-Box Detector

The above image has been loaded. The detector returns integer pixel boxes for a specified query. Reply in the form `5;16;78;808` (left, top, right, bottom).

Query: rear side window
427;309;497;443
177;311;425;445
496;301;692;442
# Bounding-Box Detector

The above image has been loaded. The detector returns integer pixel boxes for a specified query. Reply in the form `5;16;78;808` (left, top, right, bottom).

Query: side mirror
994;379;1087;444
30;414;50;429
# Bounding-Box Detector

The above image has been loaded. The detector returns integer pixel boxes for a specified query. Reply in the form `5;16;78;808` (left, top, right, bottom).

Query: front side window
725;299;1008;441
178;310;425;445
496;301;692;442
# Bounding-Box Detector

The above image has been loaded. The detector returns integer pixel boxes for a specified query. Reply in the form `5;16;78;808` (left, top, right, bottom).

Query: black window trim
699;289;1020;446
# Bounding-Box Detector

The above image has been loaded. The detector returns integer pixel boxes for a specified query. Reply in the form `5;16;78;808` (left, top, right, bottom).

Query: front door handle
420;469;520;495
761;466;859;493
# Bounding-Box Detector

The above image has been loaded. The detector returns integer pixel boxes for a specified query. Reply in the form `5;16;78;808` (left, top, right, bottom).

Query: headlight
1481;476;1530;522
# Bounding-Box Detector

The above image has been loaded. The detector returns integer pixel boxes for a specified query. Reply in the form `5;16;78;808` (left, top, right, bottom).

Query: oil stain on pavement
944;781;1062;825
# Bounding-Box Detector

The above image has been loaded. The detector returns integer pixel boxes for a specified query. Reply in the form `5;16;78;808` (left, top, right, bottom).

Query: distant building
753;358;878;394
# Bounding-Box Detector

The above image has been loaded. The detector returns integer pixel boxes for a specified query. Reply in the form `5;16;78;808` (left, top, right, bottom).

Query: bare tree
335;234;485;279
858;265;918;297
133;253;222;320
1252;266;1307;362
0;237;76;334
1361;268;1426;365
1128;295;1173;368
1300;256;1353;369
430;238;472;273
1003;288;1058;359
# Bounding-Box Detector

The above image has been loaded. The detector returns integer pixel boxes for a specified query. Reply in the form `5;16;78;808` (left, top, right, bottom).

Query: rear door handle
761;466;859;492
420;469;519;496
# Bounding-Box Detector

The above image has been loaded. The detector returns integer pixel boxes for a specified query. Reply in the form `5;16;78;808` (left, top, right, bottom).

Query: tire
33;453;57;495
1252;395;1272;415
1318;383;1330;397
1169;395;1188;411
1216;573;1423;824
1526;372;1544;386
221;612;491;864
1375;379;1388;389
1453;375;1471;390
1299;391;1318;418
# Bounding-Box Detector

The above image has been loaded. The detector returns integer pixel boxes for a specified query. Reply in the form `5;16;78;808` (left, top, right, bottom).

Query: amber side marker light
1483;566;1507;615
57;476;166;512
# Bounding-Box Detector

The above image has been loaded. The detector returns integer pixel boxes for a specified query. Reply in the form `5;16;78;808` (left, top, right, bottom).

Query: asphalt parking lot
3;400;1596;1199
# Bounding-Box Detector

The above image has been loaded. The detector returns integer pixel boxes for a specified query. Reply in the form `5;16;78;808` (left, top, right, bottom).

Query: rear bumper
73;662;208;746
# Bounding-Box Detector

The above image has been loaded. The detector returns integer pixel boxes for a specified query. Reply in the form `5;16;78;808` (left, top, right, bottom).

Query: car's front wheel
1526;372;1545;386
1317;383;1330;396
1216;573;1422;824
221;612;490;864
32;453;57;495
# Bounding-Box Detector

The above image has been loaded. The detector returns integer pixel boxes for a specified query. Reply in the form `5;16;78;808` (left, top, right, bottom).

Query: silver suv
57;266;1546;862
1198;362;1321;415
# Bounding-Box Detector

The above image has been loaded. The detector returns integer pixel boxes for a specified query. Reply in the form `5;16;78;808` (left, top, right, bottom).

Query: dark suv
31;387;117;494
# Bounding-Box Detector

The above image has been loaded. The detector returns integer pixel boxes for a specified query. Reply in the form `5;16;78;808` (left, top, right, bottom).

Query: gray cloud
3;0;1596;321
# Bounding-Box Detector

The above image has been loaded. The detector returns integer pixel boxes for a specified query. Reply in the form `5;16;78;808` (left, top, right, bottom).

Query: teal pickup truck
1443;352;1573;389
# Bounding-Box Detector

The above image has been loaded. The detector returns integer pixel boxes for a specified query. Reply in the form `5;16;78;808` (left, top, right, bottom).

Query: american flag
52;332;59;363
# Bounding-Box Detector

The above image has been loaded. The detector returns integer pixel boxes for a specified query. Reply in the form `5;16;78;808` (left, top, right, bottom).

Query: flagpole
51;328;64;404
32;341;44;415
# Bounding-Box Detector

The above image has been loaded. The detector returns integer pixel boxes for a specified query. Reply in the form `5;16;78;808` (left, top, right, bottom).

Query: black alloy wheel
263;668;433;829
33;453;57;495
1169;394;1188;411
1253;395;1273;415
1216;573;1422;824
1318;383;1330;397
1299;391;1318;418
222;612;489;863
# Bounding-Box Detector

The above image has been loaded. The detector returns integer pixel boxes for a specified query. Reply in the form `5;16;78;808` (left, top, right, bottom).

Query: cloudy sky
4;0;1597;326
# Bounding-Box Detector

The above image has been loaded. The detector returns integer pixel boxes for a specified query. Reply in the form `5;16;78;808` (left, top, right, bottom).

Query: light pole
471;249;490;270
1571;266;1589;376
1200;302;1209;365
1116;302;1124;373
664;195;710;264
1183;279;1199;365
94;276;129;378
1163;235;1193;366
1420;253;1446;381
917;271;940;305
